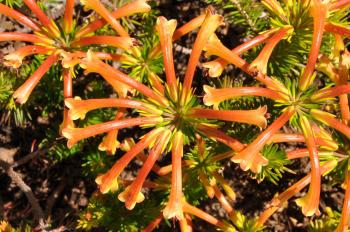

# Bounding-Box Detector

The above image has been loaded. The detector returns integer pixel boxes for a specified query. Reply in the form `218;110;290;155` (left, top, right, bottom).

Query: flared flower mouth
4;53;23;69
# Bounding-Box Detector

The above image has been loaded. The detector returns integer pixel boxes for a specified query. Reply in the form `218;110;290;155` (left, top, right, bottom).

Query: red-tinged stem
338;64;350;122
337;168;350;232
182;201;228;229
75;0;150;38
163;132;184;219
196;124;245;152
213;185;237;222
325;22;350;38
312;85;350;101
62;116;162;148
296;116;321;216
189;106;267;128
311;110;350;138
13;54;58;104
156;17;177;90
63;0;74;33
71;36;136;50
330;0;350;10
82;0;129;37
121;131;170;210
0;3;40;31
182;8;223;102
138;153;172;176
203;85;286;107
299;3;327;90
141;214;163;232
65;98;157;120
23;0;59;37
256;160;336;228
99;110;126;155
232;107;295;171
0;32;52;44
249;27;290;74
81;56;168;106
97;129;162;193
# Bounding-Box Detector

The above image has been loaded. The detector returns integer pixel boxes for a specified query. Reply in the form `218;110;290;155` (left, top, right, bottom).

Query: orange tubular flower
261;0;288;22
256;160;337;228
80;0;129;37
65;98;159;120
60;69;75;132
189;106;268;128
325;22;350;38
76;0;151;38
232;107;295;172
249;26;292;75
62;116;163;148
173;14;206;41
13;54;58;104
311;109;350;138
202;28;277;78
330;0;350;11
213;185;237;223
0;32;53;45
203;85;287;108
311;84;350;101
4;45;52;68
71;36;138;50
163;131;184;220
156;17;178;98
96;128;163;194
181;7;224;103
98;110;125;155
299;1;328;91
63;0;75;33
182;201;232;231
336;167;350;232
80;52;169;106
0;3;40;31
141;214;163;232
295;116;321;217
23;0;60;37
118;130;171;210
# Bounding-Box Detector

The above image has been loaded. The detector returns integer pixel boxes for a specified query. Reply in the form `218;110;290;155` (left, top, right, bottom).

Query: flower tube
23;0;60;37
80;51;169;106
76;0;151;38
295;116;321;216
336;167;350;232
65;98;160;120
249;26;292;75
60;68;75;133
80;0;129;37
202;28;277;78
62;116;163;148
71;36;138;50
330;0;350;11
63;0;75;33
141;214;163;232
299;1;328;90
156;17;177;97
0;3;40;31
311;109;350;138
181;7;224;103
213;185;237;223
311;85;350;101
203;85;287;108
232;107;295;172
0;32;54;45
118;130;171;210
189;106;267;128
96;128;163;193
255;160;337;228
13;54;58;104
163;131;184;220
4;45;52;68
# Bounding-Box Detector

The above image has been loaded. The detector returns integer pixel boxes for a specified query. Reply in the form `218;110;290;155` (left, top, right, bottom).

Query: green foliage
308;207;348;232
253;144;292;184
77;192;161;231
0;221;33;232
